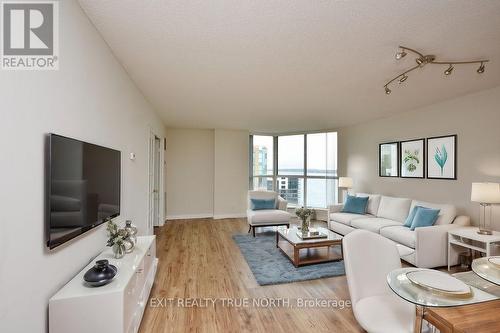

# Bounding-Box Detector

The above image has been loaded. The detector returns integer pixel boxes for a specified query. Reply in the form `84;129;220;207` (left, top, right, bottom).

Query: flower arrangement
295;207;314;233
106;218;128;258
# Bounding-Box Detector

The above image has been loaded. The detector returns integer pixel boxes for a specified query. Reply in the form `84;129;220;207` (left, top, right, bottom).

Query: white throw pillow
356;193;381;216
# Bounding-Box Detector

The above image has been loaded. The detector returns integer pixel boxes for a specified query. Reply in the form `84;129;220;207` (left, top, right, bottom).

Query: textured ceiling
78;0;500;132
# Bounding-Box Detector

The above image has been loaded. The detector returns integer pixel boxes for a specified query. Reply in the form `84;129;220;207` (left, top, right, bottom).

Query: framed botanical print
379;142;399;177
400;139;425;178
427;135;457;180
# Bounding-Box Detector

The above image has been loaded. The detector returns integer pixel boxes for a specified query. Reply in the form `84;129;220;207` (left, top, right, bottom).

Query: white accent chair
343;230;415;333
246;190;291;237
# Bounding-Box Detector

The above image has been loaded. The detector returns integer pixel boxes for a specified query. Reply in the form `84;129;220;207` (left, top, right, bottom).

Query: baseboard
166;213;213;220
212;213;246;220
166;213;247;220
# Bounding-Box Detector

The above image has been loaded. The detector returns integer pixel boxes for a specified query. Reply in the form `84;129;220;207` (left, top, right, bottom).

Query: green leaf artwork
403;149;420;173
434;145;448;175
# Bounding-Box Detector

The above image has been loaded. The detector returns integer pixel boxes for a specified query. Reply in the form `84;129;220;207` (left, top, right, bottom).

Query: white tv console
49;236;158;333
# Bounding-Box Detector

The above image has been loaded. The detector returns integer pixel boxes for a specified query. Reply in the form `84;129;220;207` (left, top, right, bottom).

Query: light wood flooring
139;218;364;333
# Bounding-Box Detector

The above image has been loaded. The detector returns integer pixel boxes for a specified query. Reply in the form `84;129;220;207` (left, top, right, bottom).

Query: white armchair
343;230;415;333
246;190;291;237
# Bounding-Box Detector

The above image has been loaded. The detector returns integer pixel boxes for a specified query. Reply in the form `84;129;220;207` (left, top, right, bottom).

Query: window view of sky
278;135;304;175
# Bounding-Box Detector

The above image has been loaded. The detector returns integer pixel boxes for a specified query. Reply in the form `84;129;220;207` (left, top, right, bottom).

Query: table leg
293;247;299;267
276;230;279;248
448;235;451;271
486;242;490;257
414;306;424;333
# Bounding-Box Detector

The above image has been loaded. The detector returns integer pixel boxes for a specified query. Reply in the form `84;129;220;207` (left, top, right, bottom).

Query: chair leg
252;226;256;237
248;225;251;233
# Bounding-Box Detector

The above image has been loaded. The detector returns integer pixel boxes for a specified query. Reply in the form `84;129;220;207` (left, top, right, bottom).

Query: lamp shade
471;183;500;203
339;177;353;189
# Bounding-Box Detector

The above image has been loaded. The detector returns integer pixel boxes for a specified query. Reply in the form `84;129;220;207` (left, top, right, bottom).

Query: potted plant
106;218;127;259
295;207;314;233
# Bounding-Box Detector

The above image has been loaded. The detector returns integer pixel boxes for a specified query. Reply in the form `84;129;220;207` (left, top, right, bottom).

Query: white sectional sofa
328;193;470;268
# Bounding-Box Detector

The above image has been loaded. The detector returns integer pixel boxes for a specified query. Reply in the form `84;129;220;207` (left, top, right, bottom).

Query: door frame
148;129;165;232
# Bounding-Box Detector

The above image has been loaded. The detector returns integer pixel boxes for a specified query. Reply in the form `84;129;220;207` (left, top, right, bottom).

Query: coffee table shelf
276;226;343;267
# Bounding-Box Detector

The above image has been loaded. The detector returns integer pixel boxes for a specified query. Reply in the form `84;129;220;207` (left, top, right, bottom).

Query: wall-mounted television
46;134;121;249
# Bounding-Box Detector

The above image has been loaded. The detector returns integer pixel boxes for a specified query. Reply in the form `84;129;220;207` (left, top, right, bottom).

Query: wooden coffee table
276;226;343;267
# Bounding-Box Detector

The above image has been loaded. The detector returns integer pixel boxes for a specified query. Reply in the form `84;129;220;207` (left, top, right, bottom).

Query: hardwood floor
139;218;364;333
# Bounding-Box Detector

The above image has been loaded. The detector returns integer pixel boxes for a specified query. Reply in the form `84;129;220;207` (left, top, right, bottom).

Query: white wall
0;1;165;332
214;130;249;218
165;128;249;219
338;86;500;229
165;128;215;218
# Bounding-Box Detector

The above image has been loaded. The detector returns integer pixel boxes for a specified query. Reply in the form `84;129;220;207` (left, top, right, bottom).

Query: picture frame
426;135;457;180
379;142;399;177
400;138;425;178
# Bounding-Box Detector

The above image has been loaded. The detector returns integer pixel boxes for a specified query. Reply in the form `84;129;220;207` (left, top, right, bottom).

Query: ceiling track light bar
384;45;489;94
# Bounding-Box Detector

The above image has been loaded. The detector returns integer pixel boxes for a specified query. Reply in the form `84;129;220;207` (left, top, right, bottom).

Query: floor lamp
471;182;500;235
339;177;353;203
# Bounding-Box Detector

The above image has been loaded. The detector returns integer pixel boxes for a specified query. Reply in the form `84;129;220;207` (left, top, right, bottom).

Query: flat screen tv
46;134;121;249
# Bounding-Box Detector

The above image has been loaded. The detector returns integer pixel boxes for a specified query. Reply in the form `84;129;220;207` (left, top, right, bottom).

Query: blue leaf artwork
434;144;448;176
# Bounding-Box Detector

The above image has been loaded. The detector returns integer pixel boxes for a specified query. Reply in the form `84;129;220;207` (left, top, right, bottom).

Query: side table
448;227;500;271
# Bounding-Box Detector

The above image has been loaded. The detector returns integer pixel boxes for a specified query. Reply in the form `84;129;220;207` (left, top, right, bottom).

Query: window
278;135;304;175
306;132;338;207
250;132;338;208
250;135;274;190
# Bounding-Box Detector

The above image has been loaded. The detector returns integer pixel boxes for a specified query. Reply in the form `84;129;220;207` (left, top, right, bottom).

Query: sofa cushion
356;193;381;216
342;195;369;214
247;209;290;225
351;217;401;234
376;196;411;223
330;212;370;226
380;226;416;249
329;221;356;236
409;200;457;225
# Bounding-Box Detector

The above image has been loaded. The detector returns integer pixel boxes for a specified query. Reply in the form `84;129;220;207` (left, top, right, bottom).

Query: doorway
148;132;163;233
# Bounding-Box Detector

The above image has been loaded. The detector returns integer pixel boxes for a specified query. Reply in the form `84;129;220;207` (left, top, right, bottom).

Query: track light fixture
384;45;489;94
444;64;454;75
477;62;485;74
395;49;407;60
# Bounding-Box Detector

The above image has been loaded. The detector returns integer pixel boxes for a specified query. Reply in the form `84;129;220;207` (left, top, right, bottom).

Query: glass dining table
387;266;500;333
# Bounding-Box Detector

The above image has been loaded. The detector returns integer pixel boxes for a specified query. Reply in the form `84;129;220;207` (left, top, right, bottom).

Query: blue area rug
232;231;345;286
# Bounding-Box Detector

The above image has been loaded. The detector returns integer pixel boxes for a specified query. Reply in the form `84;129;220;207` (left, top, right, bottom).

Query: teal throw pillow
410;208;440;230
250;198;276;210
342;195;369;215
404;206;424;228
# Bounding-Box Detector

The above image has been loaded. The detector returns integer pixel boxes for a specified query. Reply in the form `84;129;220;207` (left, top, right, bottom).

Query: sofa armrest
328;204;344;216
453;215;471;226
415;223;463;268
277;196;288;211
